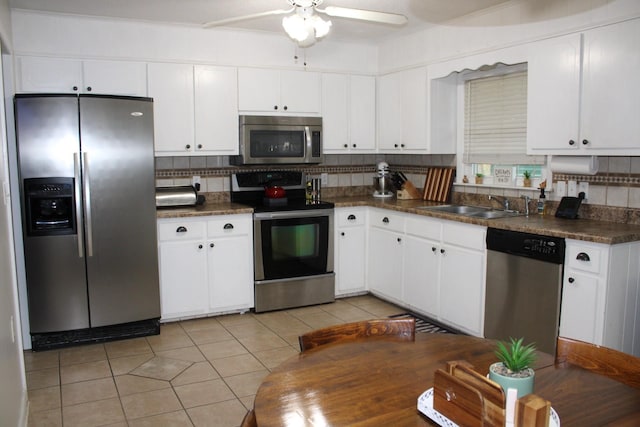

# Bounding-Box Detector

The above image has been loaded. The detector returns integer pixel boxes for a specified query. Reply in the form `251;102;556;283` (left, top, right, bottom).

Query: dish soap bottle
537;188;546;215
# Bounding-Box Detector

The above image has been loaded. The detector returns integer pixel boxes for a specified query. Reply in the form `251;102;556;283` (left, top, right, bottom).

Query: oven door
254;209;334;281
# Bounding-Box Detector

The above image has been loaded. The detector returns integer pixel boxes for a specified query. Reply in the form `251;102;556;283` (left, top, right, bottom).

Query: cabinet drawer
566;242;603;274
369;209;405;232
208;215;252;237
406;216;441;241
158;220;206;241
442;221;486;250
336;208;366;227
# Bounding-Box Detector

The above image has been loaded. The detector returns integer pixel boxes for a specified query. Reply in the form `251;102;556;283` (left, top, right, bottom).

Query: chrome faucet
488;194;510;211
521;195;530;216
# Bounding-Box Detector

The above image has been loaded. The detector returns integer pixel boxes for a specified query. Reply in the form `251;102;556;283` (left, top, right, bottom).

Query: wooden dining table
254;333;640;426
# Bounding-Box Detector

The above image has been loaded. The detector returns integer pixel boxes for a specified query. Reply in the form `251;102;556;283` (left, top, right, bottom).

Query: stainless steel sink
417;204;523;219
417;205;490;215
468;210;522;219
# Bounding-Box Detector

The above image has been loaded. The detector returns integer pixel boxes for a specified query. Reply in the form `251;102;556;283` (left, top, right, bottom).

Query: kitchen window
458;63;547;187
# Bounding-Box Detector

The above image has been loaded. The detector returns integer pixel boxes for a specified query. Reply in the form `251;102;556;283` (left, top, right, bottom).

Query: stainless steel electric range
230;171;335;313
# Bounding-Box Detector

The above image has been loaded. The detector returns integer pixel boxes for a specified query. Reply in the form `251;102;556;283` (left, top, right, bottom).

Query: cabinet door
322;73;350;152
16;57;82;93
238;68;281;112
580;19;640;153
159;240;208;320
368;228;404;302
281;70;321;114
82;60;147;96
336;225;367;295
194;65;239;154
399;67;428;151
403;234;439;318
559;272;600;344
439;245;485;336
350;75;376;151
377;73;402;151
208;236;254;312
527;33;582;153
148;63;195;155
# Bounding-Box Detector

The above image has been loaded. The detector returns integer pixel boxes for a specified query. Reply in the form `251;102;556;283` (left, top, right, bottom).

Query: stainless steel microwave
231;115;323;165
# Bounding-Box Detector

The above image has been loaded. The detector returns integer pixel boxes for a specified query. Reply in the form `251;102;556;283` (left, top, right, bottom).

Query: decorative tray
417;388;560;427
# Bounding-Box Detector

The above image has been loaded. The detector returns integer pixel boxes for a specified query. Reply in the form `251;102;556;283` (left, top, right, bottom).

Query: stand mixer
373;162;394;198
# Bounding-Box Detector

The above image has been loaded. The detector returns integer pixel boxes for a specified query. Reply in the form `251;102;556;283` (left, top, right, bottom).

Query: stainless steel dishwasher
484;228;565;355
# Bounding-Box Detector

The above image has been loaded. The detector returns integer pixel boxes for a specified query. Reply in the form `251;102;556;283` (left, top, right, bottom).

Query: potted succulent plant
523;170;532;187
488;337;537;398
475;173;484;184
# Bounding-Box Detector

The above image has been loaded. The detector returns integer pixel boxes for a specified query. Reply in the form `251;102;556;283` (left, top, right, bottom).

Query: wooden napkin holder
433;361;550;427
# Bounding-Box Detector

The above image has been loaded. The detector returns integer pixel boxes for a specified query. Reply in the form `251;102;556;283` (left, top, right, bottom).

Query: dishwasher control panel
486;228;565;264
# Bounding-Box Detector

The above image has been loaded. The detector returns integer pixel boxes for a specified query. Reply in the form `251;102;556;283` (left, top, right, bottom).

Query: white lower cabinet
560;239;640;356
366;209;486;336
157;214;254;321
439;222;486;336
368;210;405;303
403;216;441;319
402;216;486;336
334;208;367;296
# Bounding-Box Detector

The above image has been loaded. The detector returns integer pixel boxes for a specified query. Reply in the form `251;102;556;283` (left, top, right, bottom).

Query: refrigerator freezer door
15;95;89;333
79;95;160;327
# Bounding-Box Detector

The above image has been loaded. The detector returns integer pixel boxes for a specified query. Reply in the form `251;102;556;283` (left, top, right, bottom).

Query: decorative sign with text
494;168;512;185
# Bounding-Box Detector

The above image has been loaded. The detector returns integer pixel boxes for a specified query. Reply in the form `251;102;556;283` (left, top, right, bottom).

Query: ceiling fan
202;0;408;48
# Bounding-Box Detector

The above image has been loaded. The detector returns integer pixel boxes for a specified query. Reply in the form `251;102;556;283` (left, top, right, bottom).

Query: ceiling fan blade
318;6;408;26
203;8;294;29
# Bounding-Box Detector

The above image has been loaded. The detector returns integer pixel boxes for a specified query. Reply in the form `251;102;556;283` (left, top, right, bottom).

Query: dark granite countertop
156;196;640;245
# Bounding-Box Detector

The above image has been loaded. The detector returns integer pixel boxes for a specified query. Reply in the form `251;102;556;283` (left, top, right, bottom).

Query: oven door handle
254;209;334;220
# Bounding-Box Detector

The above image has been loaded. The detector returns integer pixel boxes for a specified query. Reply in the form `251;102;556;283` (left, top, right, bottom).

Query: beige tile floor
25;295;404;427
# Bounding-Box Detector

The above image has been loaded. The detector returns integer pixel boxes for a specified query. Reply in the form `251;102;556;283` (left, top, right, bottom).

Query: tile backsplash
156;154;640;224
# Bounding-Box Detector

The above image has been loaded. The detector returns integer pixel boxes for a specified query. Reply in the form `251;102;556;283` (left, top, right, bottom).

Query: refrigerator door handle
74;153;85;258
82;152;94;257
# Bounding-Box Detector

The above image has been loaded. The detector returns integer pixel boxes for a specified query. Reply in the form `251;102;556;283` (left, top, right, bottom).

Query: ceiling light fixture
282;2;331;48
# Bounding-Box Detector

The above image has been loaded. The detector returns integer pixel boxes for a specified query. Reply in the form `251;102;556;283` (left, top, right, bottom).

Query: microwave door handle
304;126;312;160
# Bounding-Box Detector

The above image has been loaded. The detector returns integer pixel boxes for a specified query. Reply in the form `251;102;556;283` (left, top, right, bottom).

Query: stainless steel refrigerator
15;94;160;350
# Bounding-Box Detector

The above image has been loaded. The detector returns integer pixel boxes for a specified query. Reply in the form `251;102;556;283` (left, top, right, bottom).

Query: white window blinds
464;71;545;165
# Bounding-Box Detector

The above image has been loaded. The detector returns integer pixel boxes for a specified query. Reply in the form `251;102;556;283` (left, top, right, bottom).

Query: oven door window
249;129;305;159
260;216;329;279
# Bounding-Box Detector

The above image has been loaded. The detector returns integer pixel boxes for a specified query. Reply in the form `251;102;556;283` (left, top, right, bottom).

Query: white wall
10;10;378;74
378;0;640;72
0;0;11;51
0;48;28;427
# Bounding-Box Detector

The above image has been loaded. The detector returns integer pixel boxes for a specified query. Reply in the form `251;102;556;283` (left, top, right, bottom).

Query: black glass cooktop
230;171;334;212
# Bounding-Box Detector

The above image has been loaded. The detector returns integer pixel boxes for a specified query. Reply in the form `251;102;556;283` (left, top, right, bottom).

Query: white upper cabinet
16;57;147;96
528;19;640;155
238;68;321;114
194;65;239;155
377;67;428;153
147;63;195;155
149;63;239;156
322;73;376;153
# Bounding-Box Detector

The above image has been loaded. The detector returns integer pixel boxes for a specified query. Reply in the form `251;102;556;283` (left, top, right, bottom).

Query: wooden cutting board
423;167;455;202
